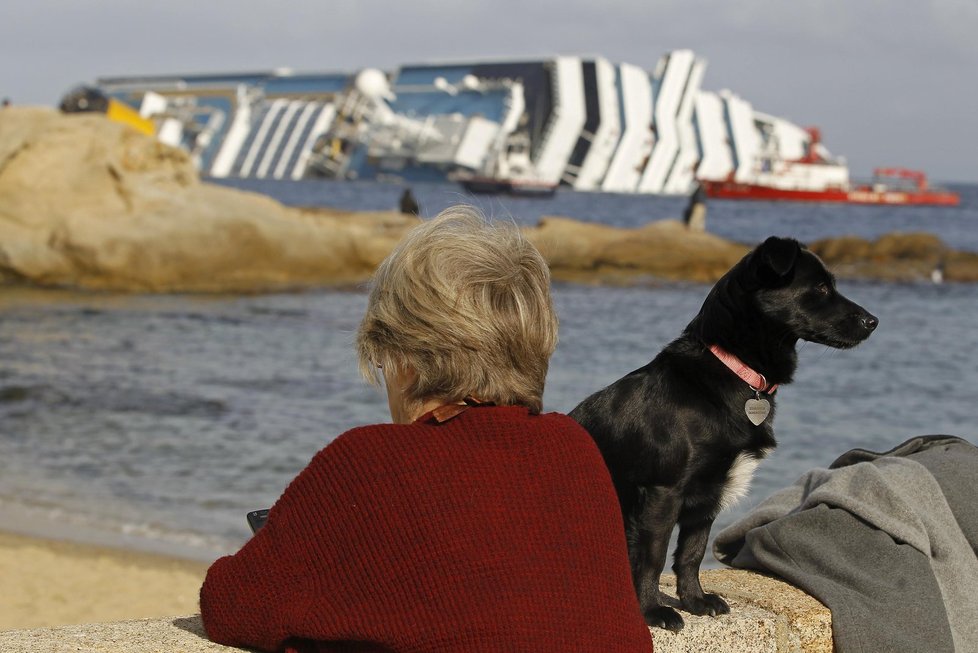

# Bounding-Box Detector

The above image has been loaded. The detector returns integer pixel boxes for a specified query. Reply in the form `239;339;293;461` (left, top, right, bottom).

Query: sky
2;0;976;182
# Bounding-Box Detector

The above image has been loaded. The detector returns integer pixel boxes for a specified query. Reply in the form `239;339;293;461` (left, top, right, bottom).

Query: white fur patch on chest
719;449;771;512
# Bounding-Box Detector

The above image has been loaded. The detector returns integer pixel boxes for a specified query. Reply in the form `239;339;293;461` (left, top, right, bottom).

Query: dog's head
692;236;878;352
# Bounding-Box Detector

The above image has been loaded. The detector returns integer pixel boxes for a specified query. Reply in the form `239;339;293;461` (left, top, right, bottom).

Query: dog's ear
752;237;801;286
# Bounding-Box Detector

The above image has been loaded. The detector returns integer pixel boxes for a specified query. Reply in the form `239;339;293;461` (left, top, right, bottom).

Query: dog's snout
860;314;879;332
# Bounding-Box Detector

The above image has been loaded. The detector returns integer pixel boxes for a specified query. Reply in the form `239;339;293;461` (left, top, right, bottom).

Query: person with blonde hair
200;206;652;652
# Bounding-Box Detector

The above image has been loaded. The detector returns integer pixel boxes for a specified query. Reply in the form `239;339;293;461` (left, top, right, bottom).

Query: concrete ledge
0;615;235;653
656;570;832;652
0;570;832;652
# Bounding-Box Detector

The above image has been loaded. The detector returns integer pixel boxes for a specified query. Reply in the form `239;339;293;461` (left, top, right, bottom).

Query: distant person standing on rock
683;182;707;232
399;187;420;215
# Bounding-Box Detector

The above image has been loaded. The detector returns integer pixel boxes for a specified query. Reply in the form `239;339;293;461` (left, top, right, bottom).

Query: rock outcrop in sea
810;232;978;283
0;107;418;292
0;107;975;292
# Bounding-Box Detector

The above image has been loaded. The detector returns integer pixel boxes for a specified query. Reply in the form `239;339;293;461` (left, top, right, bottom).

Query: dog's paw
681;592;730;617
644;605;685;632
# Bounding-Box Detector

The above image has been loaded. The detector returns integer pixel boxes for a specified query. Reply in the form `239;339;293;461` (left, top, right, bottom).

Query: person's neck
408;397;450;423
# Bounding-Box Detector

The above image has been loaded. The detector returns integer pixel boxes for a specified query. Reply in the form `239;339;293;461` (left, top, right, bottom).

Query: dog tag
745;397;771;426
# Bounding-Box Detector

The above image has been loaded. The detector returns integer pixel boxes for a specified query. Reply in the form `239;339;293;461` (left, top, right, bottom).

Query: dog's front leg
674;517;730;617
634;489;685;631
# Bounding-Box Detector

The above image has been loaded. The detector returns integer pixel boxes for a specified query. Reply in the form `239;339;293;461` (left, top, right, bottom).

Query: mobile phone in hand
246;508;270;533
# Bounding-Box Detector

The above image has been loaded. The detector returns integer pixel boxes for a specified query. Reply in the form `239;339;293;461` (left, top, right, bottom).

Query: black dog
570;236;878;631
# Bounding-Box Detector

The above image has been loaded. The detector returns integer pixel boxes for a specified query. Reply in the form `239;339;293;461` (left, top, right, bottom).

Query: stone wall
0;569;832;652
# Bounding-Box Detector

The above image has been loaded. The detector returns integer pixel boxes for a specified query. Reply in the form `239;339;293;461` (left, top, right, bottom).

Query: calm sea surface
1;180;977;563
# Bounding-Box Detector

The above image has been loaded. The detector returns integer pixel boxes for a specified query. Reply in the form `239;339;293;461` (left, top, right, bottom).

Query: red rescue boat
700;127;959;206
702;168;959;206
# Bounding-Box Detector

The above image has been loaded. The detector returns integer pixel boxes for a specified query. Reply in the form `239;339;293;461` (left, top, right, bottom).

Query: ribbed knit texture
200;405;652;652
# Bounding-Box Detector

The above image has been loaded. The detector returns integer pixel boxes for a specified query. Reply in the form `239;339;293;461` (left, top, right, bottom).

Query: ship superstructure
95;50;848;196
99;70;348;181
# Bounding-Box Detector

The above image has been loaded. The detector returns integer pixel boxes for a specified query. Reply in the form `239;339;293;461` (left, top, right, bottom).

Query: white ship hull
95;50;851;196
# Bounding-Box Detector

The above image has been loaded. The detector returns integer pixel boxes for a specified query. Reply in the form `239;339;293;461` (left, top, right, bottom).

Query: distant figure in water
1;98;10;108
683;182;707;232
399;188;420;216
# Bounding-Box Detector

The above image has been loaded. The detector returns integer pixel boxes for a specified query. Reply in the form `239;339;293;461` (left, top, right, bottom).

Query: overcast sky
2;0;975;182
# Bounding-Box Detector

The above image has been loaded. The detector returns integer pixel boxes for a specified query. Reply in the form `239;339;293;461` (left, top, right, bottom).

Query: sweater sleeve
199;443;346;651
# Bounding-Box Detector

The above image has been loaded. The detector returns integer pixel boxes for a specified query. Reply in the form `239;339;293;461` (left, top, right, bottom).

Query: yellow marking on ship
106;99;155;136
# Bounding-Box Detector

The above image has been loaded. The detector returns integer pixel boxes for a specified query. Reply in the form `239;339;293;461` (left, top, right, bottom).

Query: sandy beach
0;530;209;632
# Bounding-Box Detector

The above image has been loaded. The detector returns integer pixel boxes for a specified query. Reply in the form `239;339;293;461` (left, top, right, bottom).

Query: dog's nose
860;314;879;332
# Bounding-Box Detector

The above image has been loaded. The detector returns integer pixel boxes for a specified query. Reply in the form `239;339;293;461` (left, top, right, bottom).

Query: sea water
0;180;976;562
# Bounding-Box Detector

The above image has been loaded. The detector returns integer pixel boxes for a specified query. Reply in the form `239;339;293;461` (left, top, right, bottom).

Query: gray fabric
714;435;978;653
723;503;953;653
829;434;967;468
907;441;978;553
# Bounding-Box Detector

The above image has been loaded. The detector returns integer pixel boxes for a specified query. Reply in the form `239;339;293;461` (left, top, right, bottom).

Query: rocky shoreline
1;107;975;293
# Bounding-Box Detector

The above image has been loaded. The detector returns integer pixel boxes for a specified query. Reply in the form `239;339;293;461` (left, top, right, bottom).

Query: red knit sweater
200;405;652;652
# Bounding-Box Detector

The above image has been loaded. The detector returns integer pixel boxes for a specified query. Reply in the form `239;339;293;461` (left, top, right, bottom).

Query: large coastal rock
0;107;419;292
526;216;749;284
810;232;978;282
0;107;975;292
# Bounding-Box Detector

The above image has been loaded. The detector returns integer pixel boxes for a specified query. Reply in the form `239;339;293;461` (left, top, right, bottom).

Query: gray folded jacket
713;435;978;653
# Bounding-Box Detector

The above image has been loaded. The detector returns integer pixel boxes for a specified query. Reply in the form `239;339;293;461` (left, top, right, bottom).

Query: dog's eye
814;282;831;296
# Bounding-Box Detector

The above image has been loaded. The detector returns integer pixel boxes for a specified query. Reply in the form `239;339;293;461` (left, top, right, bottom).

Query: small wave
0;385;32;402
0;382;228;418
99;390;228;418
0;383;69;404
0;494;238;561
246;306;309;319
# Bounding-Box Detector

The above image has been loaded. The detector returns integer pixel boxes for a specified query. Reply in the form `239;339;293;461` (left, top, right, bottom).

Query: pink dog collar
708;344;779;394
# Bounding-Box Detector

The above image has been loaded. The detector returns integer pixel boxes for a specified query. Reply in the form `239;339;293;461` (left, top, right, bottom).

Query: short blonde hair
357;205;557;414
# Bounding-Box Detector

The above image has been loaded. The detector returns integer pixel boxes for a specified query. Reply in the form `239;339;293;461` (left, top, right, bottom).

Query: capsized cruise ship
94;50;850;196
